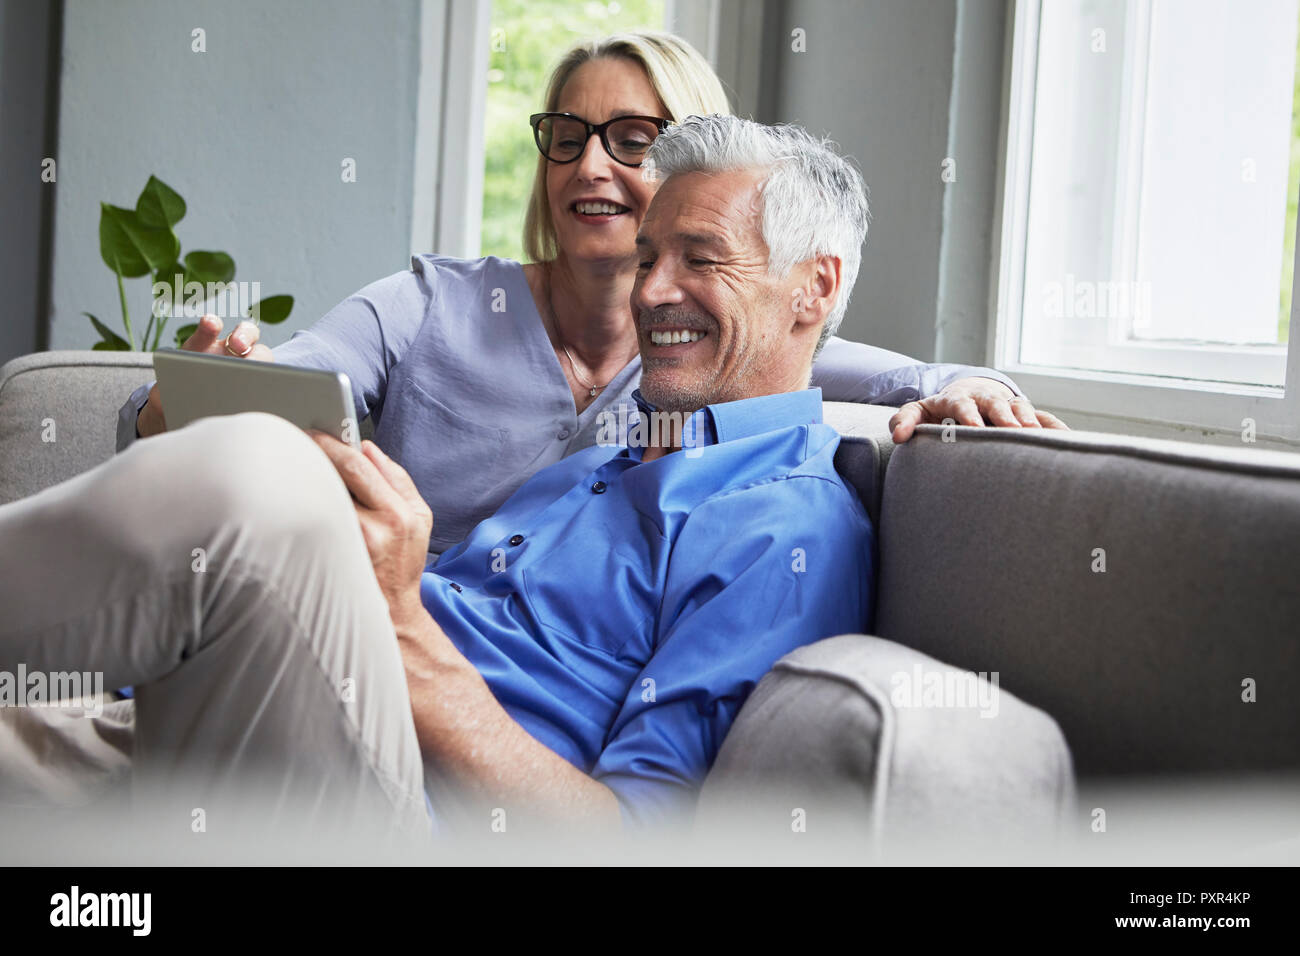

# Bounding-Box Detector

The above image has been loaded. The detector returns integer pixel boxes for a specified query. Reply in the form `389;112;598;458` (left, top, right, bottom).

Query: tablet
152;348;362;450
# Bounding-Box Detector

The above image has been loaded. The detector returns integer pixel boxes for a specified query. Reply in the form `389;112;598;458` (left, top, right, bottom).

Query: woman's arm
810;334;1021;405
114;256;439;453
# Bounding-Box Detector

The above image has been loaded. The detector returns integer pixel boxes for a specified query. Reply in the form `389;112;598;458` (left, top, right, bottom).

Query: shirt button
591;480;607;494
557;428;570;440
449;582;462;593
508;534;524;546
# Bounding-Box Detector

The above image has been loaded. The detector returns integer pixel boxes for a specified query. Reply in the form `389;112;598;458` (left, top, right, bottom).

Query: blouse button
591;481;607;494
508;534;524;546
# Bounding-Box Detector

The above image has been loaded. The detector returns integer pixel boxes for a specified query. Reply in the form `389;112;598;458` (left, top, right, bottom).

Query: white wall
48;0;424;350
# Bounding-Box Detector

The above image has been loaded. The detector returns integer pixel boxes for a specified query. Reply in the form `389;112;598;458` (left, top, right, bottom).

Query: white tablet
152;348;362;450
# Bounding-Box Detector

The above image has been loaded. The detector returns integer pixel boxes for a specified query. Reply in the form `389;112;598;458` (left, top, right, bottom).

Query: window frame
412;0;491;261
990;0;1300;444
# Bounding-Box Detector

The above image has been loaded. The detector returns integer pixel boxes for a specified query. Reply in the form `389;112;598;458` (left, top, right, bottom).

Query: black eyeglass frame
529;112;671;167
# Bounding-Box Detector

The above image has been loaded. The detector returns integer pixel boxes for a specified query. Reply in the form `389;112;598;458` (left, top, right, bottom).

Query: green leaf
99;203;180;277
83;312;129;351
247;294;292;324
174;323;200;347
135;175;186;229
184;250;236;284
152;261;188;310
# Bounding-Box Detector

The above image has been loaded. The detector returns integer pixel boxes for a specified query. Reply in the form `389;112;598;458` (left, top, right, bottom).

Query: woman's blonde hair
521;31;732;264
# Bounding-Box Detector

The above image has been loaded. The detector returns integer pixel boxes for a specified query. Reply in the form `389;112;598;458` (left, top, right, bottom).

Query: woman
122;31;1023;558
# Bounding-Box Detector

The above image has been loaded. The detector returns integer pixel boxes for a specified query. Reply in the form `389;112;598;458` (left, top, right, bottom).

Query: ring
225;338;254;357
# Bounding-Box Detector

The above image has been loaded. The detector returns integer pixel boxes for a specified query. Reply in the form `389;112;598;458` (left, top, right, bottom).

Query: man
0;115;1061;842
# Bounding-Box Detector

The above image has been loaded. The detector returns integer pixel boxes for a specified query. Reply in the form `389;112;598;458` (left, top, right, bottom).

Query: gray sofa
2;350;1297;863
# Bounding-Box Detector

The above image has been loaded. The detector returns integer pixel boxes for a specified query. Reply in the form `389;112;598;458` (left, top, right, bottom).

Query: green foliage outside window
1278;9;1300;344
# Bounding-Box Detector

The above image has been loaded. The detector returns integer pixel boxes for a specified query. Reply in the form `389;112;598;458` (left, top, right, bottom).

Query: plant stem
152;315;169;350
115;268;136;350
141;311;156;354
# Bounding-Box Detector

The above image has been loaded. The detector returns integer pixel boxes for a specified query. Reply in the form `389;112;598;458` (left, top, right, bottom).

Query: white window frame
990;0;1300;444
411;0;491;261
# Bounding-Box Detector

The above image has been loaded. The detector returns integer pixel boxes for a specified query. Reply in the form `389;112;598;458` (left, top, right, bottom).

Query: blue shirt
117;255;1019;560
424;386;874;826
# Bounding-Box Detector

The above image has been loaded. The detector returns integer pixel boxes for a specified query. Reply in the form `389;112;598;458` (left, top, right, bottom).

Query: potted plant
86;175;292;350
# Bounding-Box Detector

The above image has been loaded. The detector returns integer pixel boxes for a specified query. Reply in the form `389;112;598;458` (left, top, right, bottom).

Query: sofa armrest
697;634;1075;860
0;351;155;505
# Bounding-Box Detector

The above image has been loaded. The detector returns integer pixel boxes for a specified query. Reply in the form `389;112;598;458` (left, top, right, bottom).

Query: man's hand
888;377;1069;443
308;432;432;631
309;430;621;823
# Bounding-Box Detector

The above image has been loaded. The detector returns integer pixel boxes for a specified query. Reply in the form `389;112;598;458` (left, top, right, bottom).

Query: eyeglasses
530;112;670;167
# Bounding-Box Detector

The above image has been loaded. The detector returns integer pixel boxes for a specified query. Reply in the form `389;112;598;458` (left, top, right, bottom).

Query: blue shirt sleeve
810;334;1022;404
589;474;874;828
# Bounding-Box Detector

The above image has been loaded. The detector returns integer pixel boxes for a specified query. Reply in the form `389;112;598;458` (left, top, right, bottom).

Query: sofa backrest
824;401;897;529
0;351;155;506
874;423;1300;779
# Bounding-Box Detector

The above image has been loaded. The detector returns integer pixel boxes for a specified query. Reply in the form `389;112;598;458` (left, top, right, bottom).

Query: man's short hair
643;114;871;356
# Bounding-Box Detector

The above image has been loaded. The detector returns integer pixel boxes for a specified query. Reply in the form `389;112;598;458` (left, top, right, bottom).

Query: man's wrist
392;600;466;675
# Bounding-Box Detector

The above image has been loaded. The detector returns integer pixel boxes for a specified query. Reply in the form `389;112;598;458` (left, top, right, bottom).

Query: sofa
1;350;1297;864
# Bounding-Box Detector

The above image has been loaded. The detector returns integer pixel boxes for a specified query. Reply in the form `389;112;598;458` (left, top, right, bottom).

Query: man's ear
789;255;843;330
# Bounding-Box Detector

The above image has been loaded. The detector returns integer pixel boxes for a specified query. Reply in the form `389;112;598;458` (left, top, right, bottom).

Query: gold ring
225;338;254;357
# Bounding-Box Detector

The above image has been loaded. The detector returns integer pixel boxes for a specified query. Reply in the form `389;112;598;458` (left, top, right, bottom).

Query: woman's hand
135;314;274;438
888;378;1069;443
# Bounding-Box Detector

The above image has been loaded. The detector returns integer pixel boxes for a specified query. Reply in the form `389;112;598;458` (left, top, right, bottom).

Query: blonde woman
121;31;1029;560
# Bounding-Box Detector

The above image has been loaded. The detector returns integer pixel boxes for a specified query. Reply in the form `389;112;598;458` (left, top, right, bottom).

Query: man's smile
647;328;708;346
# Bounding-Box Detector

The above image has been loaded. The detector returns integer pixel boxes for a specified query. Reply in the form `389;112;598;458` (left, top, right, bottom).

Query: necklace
545;271;617;398
561;343;603;397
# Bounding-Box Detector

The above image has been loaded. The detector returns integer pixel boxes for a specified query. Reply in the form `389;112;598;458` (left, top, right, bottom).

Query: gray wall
0;0;60;366
761;0;962;362
47;0;424;352
935;0;1007;366
757;0;1007;367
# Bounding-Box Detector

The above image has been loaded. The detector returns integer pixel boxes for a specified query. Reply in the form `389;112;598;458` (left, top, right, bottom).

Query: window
994;0;1300;441
481;0;667;262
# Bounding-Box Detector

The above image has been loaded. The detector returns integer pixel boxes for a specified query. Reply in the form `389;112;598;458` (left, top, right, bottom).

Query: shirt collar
631;387;824;450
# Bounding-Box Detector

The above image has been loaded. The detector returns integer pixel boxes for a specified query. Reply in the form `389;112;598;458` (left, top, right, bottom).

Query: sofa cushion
0;351;154;505
697;634;1074;850
875;423;1300;778
822;399;897;446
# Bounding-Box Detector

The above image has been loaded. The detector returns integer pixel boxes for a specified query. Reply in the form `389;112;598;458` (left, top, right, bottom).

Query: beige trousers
0;413;430;854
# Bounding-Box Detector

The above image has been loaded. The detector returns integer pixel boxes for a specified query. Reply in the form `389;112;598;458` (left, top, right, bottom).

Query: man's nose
635;258;686;310
573;131;613;182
